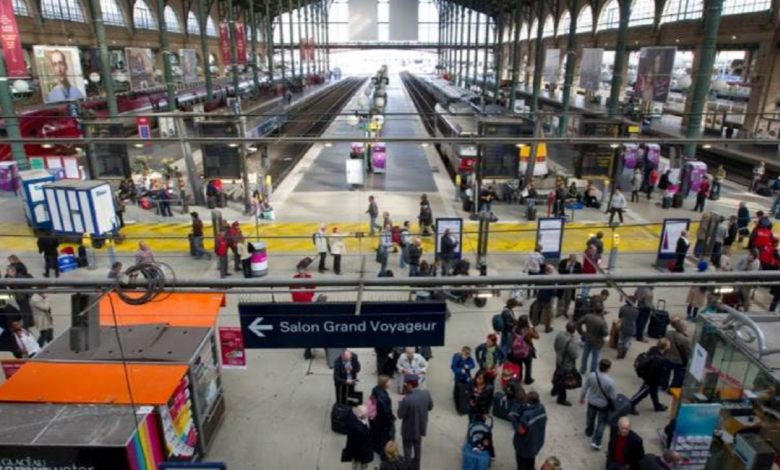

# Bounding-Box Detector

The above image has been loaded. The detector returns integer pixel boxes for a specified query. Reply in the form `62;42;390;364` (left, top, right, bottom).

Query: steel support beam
508;1;522;112
250;0;260;92
265;0;274;83
481;7;490;99
471;5;479;88
157;0;177;111
88;0;119;118
608;0;631;119
457;5;465;86
277;0;286;82
225;0;241;97
530;0;545;114
288;0;297;79
197;0;213;100
304;0;311;76
464;4;473;88
296;0;304;78
559;0;578;136
493;14;503;103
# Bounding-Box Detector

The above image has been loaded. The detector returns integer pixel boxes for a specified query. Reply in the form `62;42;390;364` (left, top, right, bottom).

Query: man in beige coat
30;292;53;347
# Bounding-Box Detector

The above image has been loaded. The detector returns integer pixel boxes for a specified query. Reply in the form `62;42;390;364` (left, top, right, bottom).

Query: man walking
580;359;618;451
711;165;726;200
552;322;580;406
37;232;60;278
631;339;669;413
617;297;639;359
397;374;434;470
190;212;212;260
634;285;654;342
751;162;765;193
407;238;422;277
215;229;229;278
606;417;645;470
557;254;582;318
399;221;412;270
664;317;691;390
367;196;380;236
511;391;547;470
313;223;329;273
576;309;608;374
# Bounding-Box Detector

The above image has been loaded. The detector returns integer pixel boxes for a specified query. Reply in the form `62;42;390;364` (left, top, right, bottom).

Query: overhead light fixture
134;143;144;148
515;143;526;148
610;143;620;149
228;143;238;148
325;142;333;147
421;143;429;148
675;38;680;43
247;146;258;152
703;144;712;149
732;35;737;40
41;144;53;149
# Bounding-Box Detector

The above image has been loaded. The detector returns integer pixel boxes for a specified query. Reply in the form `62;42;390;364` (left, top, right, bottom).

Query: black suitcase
672;193;684;208
77;246;88;267
242;258;252;278
297;257;314;270
331;402;351;434
527;205;537;221
647;300;670;339
491;391;518;421
662;196;672;209
453;381;471;415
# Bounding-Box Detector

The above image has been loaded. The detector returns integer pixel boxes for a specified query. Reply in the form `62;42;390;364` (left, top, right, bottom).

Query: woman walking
370;376;396;460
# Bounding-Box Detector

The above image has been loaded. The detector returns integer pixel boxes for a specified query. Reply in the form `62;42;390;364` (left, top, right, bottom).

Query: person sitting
259;197;274;219
584;181;600;208
397;347;428;388
567;182;581;204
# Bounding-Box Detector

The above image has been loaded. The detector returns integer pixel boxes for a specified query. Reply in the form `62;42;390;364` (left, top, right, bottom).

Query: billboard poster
124;47;156;90
537;218;565;261
0;0;26;78
435;218;463;260
179;49;198;83
219;326;247;369
543;49;560;83
579;48;603;92
219;22;231;64
635;47;676;103
235;23;247;65
33;46;85;103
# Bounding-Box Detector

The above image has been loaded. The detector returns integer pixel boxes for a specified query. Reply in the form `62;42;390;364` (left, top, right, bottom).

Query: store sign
218;327;246;369
0;0;26;78
0;447;129;470
239;302;447;349
136;117;151;139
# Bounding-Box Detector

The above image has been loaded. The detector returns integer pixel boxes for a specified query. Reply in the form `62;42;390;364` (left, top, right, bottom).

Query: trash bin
248;241;268;277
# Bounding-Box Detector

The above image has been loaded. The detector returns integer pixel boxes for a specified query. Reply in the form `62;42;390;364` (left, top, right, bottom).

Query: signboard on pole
136;117;151;139
537;217;565;264
435;217;463;260
239;302;448;349
656;218;690;268
346;159;364;185
0;0;26;78
218;327;246;369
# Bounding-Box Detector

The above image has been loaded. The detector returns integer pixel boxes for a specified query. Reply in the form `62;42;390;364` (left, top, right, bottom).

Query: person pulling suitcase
451;346;475;415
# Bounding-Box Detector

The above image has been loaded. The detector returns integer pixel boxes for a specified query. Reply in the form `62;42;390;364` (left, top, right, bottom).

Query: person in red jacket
759;239;780;270
693;178;710;213
645;168;659;200
292;265;316;359
215;230;229;278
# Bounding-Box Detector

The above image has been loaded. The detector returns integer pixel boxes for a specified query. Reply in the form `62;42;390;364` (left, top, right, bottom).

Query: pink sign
235;23;247;65
219;22;231;66
219;327;246;369
0;0;26;78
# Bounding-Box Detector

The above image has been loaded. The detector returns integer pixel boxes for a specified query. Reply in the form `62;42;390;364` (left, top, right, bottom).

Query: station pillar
508;2;523;113
277;0;287;83
250;0;260;93
481;9;490;101
530;0;544;114
264;0;275;83
296;0;304;78
0;41;26;168
559;0;579;136
288;0;297;80
226;0;241;100
87;0;118;118
457;5;466;87
493;14;504;103
303;0;311;77
156;0;176;111
607;0;631;119
197;0;213;100
743;33;780;136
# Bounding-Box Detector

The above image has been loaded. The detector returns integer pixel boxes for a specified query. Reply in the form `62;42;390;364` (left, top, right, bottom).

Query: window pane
206;15;217;37
186;11;200;34
577;5;593;33
12;0;29;16
629;0;655;26
660;0;703;23
133;0;158;30
542;14;554;37
378;23;388;41
164;5;180;33
723;0;770;15
41;0;86;22
557;11;570;37
100;0;125;26
597;0;619;31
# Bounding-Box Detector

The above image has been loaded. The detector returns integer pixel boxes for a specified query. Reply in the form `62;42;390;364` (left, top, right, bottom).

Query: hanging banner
635;47;676;103
179;49;198;83
219;22;231;65
0;0;25;78
124;47;156;91
542;49;560;84
308;38;316;61
579;48;604;92
218;327;247;369
34;46;86;102
300;38;308;62
235;23;247;65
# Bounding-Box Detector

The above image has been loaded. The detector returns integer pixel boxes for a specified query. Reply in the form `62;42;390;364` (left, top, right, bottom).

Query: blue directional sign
238;301;448;349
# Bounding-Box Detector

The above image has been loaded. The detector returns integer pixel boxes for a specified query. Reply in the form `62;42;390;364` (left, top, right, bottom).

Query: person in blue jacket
450;346;476;383
511;391;548;470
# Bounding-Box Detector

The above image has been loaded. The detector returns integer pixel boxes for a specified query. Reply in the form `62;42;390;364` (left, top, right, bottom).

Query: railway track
266;77;367;187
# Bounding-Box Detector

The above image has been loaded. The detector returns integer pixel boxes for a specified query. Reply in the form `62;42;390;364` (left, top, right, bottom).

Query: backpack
366;395;377;420
512;332;530;359
634;352;652;379
491;314;504;332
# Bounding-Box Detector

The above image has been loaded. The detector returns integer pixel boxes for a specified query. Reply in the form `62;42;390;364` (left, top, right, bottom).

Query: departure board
576;121;622;179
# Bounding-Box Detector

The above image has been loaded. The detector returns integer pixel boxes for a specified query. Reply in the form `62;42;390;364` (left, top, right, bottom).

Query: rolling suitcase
454;381;472;415
330;401;351;434
647;300;670;339
672;193;684;208
297;257;314;271
188;234;196;256
662;196;672;209
609;320;621;349
607;393;633;426
527;205;537;221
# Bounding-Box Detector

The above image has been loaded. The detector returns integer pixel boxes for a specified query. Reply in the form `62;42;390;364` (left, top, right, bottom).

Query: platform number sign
136;117;151;139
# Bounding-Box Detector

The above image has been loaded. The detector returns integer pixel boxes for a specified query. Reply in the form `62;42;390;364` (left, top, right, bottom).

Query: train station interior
0;0;780;469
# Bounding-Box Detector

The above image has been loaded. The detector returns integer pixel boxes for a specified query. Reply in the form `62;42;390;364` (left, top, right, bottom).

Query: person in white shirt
397;347;428;388
525;246;545;275
10;318;41;358
608;188;627;225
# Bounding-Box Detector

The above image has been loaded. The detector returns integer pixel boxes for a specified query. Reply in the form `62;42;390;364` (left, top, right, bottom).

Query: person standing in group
552;322;580;407
9;317;41;359
399;221;412;270
418;194;434;237
511;391;548;470
587;232;605;256
630;339;669;413
329;227;346;275
135;241;155;267
397;375;434;470
617;297;639;359
631;169;643;203
370;376;396;462
475;334;505;380
581;244;602;298
379;441;413;470
407;238;422;277
606;417;645;470
397;348;428;385
557;254;582;318
30;291;53;347
439;229;458;276
480;185;498;213
313;223;329;273
712;165;726;200
537;265;557;333
553;181;567;217
468;369;494;422
367;196;380;236
751;161;765;193
292;264;316;359
634;285;654;343
509;315;539;385
693;177;711;213
674;230;690;273
580;359;618;451
451;346;476;384
189;212;212;260
37;232;60;278
7;255;28;276
215;230;229;278
664;317;691;390
378;224;394;276
711;216;727;268
645;167;659;200
157;186;173;217
498;298;519;352
226;222;244;272
342;405;374;470
334;350;361;405
608;188;627;225
737;202;751;244
576;308;608;374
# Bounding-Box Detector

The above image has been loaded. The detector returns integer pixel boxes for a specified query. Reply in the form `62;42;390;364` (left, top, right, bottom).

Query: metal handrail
721;305;780;358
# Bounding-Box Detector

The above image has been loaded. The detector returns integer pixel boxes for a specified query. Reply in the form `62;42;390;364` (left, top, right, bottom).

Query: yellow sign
519;143;547;162
628;125;640;133
370;122;380;131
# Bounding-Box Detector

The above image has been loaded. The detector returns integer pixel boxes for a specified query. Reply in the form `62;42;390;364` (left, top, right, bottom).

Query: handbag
554;338;582;389
340;448;350;463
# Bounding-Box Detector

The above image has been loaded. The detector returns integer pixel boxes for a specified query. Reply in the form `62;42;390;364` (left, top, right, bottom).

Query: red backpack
512;332;530;359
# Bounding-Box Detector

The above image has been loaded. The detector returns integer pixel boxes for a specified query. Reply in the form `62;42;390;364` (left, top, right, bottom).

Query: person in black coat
674;231;690;273
334;350;361;405
342;405;374;469
630;340;669;413
370;376;396;460
557;254;582;318
439;229;458;276
468;370;494;422
37;233;60;278
607;417;645;470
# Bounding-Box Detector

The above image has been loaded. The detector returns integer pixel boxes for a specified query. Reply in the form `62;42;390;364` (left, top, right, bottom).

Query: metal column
250;0;260;93
457;5;466;87
530;0;544;113
264;0;274;83
324;0;330;73
0;40;26;167
508;1;522;112
437;1;444;70
493;13;503;102
88;0;118;117
197;0;213;100
288;0;297;80
607;0;631;119
559;0;578;136
481;8;490;99
277;0;286;82
464;5;473;89
304;0;311;76
684;0;725;157
445;3;453;76
296;0;304;78
157;0;176;111
471;6;480;89
225;0;241;98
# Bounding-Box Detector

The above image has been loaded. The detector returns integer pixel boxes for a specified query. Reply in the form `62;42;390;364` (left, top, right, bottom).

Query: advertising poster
579;48;603;91
635;47;676;103
543;49;560;83
673;403;722;470
219;22;231;64
219;326;247;369
435;217;463;260
657;218;690;266
0;0;26;78
125;47;156;90
34;46;85;103
179;49;198;83
235;23;247;65
537;218;565;261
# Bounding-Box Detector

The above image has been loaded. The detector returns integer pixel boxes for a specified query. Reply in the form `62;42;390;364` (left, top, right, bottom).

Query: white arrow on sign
249;317;274;338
